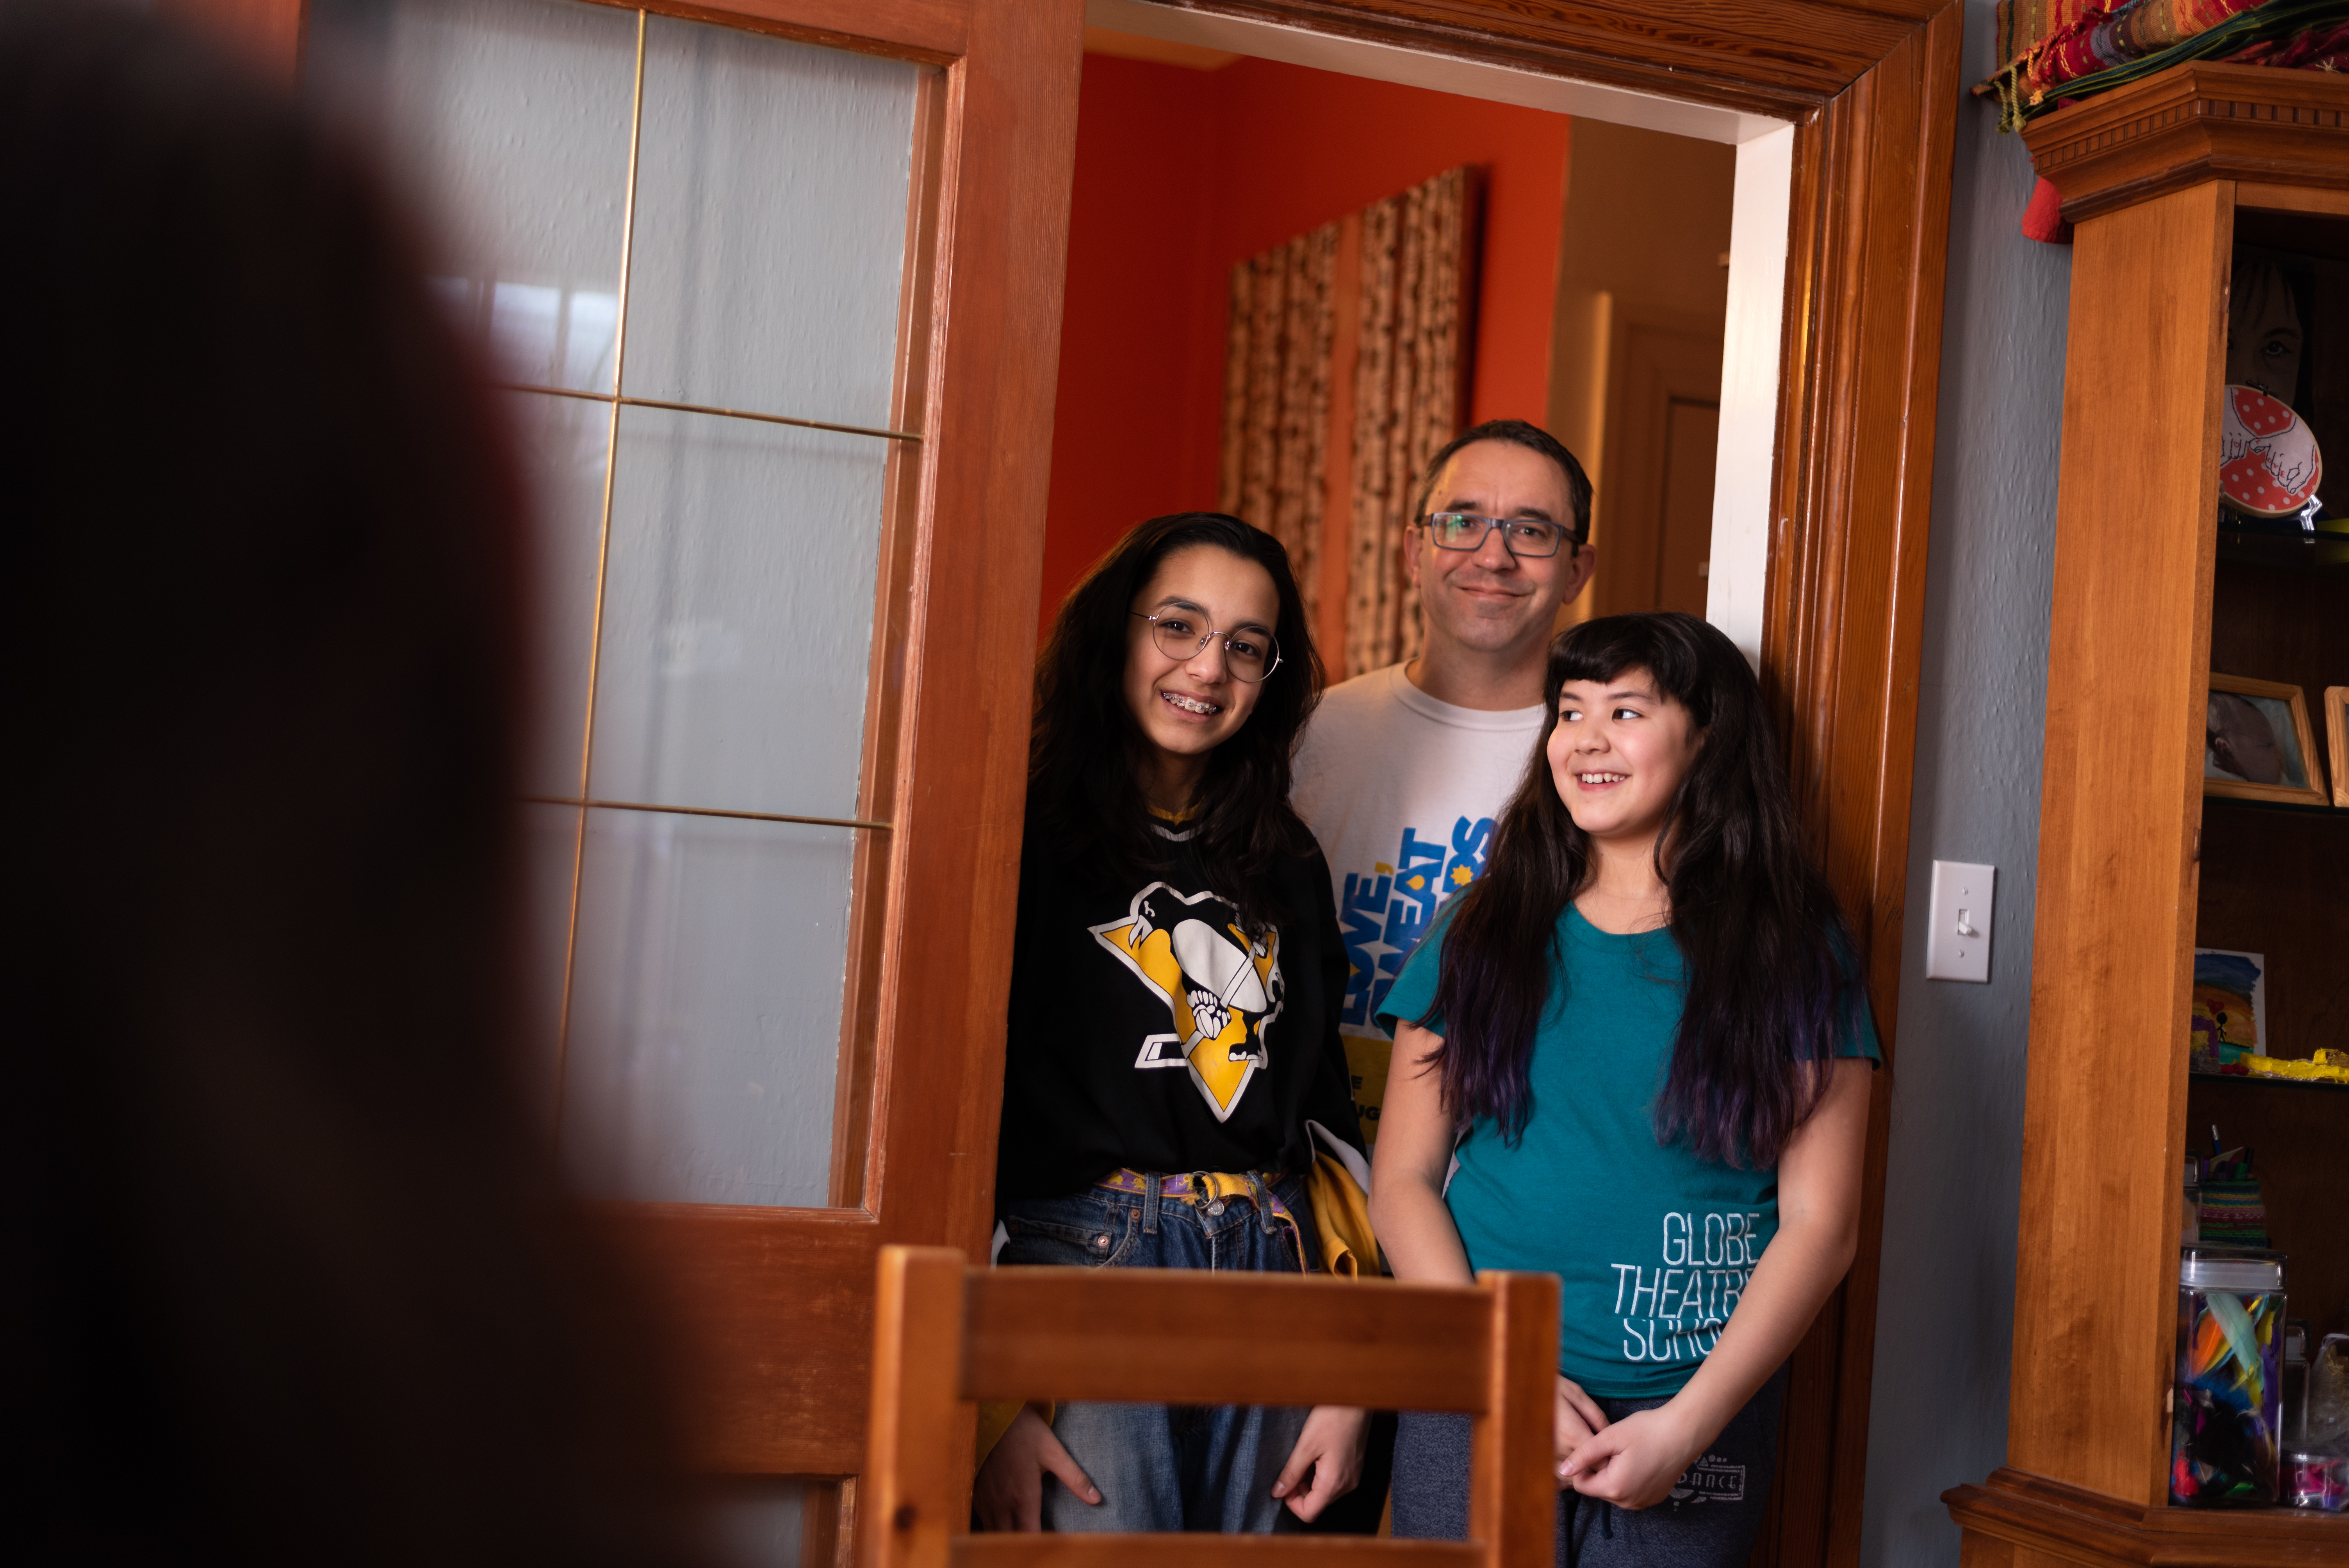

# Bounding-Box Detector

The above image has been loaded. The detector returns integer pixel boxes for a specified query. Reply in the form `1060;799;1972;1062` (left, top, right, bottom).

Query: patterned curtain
1218;166;1476;678
1219;225;1338;623
1347;166;1473;679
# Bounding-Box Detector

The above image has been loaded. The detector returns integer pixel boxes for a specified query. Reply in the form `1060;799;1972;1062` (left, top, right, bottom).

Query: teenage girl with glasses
974;513;1372;1535
1371;611;1879;1568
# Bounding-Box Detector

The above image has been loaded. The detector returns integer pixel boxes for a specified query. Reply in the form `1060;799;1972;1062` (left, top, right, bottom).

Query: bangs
1549;616;1713;725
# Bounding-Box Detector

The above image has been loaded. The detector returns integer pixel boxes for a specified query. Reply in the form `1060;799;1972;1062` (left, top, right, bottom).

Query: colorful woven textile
1991;0;2105;78
2198;1169;2271;1247
1980;0;2349;128
2030;0;2349;116
2232;13;2349;65
2032;0;2265;101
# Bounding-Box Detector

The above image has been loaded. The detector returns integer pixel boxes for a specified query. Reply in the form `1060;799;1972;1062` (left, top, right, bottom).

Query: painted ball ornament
2219;385;2322;519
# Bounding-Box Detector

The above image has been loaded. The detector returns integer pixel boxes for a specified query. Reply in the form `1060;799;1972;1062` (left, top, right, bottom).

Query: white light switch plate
1925;860;1995;982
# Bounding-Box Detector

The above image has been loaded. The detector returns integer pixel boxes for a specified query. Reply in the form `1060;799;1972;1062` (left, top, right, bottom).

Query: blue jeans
1391;1365;1789;1568
996;1172;1317;1533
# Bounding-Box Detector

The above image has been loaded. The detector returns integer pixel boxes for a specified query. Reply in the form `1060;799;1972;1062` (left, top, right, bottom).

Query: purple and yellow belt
1092;1168;1305;1256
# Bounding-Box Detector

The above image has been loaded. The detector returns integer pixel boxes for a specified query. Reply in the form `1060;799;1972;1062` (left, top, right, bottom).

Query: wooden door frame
174;1;1958;1564
1125;7;1960;1567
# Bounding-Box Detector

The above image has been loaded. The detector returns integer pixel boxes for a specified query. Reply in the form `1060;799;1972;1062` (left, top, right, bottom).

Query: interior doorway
1029;12;1776;1558
1032;12;1795;1557
1547;118;1736;625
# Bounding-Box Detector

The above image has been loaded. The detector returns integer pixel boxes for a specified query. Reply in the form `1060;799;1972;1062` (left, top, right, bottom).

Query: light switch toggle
1926;861;1995;983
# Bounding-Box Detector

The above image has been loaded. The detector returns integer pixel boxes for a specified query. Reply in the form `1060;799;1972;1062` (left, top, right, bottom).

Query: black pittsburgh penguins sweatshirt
994;805;1364;1203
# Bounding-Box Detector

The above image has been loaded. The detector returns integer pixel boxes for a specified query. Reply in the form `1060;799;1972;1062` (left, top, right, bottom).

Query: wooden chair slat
865;1247;1561;1568
952;1536;1489;1568
865;1247;971;1568
961;1268;1495;1411
1467;1273;1561;1567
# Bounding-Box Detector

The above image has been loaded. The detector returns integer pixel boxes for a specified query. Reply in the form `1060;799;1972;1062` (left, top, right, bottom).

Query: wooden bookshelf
1941;63;2349;1564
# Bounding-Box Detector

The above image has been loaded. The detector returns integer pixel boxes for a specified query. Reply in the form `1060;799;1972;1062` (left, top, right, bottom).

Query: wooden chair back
861;1245;1559;1568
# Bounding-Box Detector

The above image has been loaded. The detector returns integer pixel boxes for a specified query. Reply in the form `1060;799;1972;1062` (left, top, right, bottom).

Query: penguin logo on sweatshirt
1089;882;1283;1122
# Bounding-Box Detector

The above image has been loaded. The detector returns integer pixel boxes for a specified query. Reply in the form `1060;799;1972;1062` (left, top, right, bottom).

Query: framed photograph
2328;686;2349;809
2204;673;2328;805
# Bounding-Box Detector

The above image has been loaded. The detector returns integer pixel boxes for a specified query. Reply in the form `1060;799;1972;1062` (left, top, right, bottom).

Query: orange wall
1037;52;1571;638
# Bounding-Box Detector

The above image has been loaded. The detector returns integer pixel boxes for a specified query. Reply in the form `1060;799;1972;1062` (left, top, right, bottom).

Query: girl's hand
972;1405;1100;1531
1559;1404;1703;1509
1272;1404;1369;1521
1553;1376;1608;1488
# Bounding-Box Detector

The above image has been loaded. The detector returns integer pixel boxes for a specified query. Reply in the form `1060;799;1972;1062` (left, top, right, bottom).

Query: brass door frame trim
552;7;651;1136
524;795;892;832
500;380;923;444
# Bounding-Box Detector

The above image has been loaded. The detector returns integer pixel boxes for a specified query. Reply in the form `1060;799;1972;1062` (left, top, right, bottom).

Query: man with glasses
1292;418;1597;1151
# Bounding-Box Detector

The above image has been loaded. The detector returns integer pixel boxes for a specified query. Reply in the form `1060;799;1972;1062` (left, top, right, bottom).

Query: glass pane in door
562;809;856;1207
307;0;920;1211
307;0;634;392
587;408;888;821
625;20;918;426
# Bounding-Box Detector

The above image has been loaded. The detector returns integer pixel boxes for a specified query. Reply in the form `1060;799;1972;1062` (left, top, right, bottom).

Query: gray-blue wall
1857;5;2071;1562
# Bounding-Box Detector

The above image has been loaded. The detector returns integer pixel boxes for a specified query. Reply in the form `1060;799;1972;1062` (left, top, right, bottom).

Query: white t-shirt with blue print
1290;663;1546;1147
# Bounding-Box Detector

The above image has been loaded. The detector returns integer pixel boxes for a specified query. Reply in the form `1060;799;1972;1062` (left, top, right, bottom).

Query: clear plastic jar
2171;1246;2286;1506
2285;1449;2348;1512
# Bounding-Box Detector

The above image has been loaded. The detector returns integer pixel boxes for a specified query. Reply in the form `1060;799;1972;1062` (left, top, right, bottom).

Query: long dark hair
1423;612;1864;1167
3;5;706;1561
1028;513;1324;930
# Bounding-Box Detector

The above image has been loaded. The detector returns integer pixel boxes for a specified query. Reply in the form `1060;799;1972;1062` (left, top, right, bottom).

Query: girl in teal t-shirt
1369;611;1878;1568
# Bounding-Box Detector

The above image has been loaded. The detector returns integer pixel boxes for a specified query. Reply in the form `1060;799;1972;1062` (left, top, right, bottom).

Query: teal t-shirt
1377;905;1879;1399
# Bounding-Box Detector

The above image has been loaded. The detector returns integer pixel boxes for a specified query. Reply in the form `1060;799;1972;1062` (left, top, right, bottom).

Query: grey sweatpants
1391;1367;1788;1568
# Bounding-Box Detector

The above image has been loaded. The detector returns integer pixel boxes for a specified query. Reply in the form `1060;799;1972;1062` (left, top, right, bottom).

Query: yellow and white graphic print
1089;882;1283;1122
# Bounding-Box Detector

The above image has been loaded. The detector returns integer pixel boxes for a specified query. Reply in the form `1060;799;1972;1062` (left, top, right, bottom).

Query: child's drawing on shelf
2189;948;2265;1074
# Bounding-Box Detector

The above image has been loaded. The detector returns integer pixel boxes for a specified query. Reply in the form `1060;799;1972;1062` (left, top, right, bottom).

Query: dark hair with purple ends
1028;513;1324;931
1420;611;1867;1167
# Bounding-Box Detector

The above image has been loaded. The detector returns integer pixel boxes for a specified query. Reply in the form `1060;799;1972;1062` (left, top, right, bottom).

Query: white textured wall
1857;4;2071;1562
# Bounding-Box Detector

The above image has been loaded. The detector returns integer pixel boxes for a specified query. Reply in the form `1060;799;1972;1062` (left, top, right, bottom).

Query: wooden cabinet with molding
1942;62;2349;1568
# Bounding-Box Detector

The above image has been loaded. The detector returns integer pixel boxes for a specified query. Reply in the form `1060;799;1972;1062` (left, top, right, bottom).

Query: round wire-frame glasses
1130;608;1281;683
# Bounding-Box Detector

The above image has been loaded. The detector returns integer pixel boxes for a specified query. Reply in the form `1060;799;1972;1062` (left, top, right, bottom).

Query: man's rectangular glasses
1420;511;1572;558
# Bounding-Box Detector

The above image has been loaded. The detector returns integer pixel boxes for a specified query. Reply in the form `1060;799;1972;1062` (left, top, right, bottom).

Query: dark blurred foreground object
0;5;712;1563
